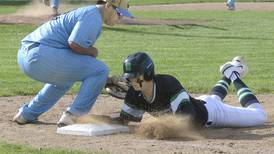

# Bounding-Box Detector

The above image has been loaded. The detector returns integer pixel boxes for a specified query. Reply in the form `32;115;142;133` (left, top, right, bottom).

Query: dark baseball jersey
120;74;208;126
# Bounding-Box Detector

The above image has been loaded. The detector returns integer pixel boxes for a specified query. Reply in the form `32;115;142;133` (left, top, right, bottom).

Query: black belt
24;43;40;51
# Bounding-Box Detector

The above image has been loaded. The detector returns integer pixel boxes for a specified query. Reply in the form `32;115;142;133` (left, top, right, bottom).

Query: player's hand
110;115;129;125
69;41;98;57
88;46;98;57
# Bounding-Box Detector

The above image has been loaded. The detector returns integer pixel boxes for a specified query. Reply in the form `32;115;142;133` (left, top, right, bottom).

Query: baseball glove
105;75;129;99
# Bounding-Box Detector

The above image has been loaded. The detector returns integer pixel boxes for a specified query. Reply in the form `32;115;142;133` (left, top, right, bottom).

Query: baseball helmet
123;52;154;81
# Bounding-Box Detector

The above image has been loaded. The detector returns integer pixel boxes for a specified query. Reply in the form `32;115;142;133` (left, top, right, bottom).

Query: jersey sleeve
165;76;191;113
119;88;145;122
120;103;145;122
68;13;102;48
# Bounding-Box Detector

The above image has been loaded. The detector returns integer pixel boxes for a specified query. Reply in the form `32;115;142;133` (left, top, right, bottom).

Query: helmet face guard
123;52;154;81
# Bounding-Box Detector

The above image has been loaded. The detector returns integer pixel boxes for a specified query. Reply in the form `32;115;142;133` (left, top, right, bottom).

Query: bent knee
99;63;109;78
258;110;267;124
251;109;267;126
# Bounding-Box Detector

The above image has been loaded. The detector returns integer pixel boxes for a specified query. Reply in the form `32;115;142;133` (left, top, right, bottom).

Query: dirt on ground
1;94;274;154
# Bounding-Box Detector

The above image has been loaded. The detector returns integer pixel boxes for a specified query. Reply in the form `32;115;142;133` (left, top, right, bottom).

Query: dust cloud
136;115;204;140
14;1;53;17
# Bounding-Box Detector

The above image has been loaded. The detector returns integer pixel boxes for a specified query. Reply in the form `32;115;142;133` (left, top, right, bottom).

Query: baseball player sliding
111;52;267;128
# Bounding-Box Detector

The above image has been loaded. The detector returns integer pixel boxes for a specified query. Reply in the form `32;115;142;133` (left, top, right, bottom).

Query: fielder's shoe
220;56;248;79
226;3;235;11
13;111;28;124
57;111;77;127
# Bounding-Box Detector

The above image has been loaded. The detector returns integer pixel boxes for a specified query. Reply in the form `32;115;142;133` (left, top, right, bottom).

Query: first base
57;124;129;136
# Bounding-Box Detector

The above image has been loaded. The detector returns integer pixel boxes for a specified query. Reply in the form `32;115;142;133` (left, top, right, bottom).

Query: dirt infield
1;94;274;154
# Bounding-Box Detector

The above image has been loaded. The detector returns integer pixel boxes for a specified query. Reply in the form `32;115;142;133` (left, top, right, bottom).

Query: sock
233;78;259;107
210;76;231;100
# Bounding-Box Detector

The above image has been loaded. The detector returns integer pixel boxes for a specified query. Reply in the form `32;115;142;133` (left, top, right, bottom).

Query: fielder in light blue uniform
14;0;133;127
226;0;235;10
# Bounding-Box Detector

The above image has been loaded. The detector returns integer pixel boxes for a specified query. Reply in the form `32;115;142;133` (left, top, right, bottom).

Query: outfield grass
0;6;21;14
1;9;273;96
0;140;107;154
131;0;274;5
101;10;274;94
1;0;274;15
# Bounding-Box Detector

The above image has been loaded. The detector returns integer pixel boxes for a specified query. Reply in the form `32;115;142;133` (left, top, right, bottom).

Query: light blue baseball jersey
22;6;102;49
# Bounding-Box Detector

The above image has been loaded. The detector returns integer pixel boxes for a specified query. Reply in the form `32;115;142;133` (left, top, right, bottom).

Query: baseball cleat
13;111;28;124
57;111;77;127
220;56;248;79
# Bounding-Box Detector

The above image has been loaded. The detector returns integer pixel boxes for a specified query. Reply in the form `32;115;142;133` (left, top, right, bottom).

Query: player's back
21;6;102;49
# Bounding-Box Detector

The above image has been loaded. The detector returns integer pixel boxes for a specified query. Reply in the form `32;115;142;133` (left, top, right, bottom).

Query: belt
21;43;40;52
26;43;40;51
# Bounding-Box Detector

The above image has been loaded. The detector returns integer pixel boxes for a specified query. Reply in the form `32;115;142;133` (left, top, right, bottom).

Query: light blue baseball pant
17;43;108;122
51;0;59;9
227;0;235;7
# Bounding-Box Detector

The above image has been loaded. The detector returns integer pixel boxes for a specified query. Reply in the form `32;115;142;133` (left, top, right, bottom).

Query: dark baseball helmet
123;52;154;81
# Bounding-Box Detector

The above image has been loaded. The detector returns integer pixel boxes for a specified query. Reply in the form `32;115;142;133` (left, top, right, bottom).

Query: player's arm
68;13;102;58
170;90;192;113
111;103;145;125
166;76;192;113
69;42;98;57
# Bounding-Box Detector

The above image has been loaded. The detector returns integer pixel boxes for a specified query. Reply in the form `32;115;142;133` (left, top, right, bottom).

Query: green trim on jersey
170;89;185;102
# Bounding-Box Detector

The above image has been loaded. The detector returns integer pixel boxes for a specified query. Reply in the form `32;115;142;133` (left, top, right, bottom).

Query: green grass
0;140;107;154
0;5;21;14
1;10;274;96
131;0;274;5
98;10;274;94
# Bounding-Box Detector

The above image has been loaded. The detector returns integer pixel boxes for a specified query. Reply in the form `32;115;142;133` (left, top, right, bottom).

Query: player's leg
203;56;266;127
57;71;108;127
201;56;266;127
233;76;260;107
14;45;74;123
210;76;231;101
13;83;73;123
210;56;247;101
201;94;266;127
14;44;108;124
199;78;267;128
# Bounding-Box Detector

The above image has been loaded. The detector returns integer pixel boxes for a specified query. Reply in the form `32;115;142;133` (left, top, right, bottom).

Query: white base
56;124;129;136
